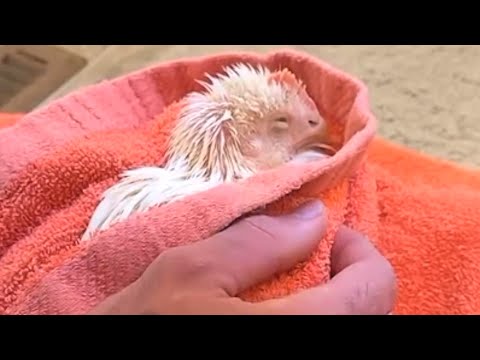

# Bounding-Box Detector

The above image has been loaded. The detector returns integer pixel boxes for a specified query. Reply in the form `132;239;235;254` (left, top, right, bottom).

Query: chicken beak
293;133;337;157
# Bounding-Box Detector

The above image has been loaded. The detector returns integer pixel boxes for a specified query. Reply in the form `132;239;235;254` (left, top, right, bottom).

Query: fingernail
292;200;324;220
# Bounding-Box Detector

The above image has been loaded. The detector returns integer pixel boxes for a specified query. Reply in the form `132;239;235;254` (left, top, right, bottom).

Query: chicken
81;63;335;241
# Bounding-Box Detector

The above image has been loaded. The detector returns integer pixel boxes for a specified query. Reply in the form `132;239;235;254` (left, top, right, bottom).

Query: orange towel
0;113;24;129
0;49;479;315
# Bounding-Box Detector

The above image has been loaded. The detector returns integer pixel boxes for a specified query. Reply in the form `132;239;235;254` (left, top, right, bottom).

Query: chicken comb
268;68;305;91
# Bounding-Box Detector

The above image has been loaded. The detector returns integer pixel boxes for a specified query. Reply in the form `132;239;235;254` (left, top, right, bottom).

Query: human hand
88;201;397;315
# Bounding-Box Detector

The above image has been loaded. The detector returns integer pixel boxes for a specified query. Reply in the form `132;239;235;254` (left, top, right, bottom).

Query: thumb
175;200;328;296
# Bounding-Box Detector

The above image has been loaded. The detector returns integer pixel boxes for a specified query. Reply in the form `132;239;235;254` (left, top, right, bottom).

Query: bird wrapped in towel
81;63;336;241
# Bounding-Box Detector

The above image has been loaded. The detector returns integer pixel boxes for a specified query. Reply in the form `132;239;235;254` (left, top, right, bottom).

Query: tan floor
43;45;480;167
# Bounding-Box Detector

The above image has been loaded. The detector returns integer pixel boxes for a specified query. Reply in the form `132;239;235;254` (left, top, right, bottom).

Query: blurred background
1;45;479;166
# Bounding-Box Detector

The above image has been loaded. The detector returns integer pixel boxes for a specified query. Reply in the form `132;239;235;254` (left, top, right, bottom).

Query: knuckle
382;257;398;305
235;217;286;267
371;256;398;313
183;257;216;279
156;247;189;269
375;253;397;288
344;256;398;315
157;246;215;281
218;215;277;255
239;216;277;243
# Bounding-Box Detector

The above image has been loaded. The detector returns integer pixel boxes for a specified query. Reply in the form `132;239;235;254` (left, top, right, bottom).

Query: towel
0;113;24;130
1;49;479;315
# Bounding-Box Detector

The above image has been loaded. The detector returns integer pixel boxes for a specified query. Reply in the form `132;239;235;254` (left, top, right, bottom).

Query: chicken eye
308;119;319;127
272;116;289;131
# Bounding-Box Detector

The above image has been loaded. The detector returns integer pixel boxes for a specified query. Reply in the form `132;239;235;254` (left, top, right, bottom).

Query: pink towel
1;49;480;315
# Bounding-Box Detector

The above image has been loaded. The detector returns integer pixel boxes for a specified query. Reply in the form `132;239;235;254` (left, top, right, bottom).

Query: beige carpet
46;45;480;167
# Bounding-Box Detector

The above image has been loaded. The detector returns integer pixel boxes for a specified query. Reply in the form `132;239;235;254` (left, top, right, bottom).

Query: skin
89;200;397;315
246;99;331;172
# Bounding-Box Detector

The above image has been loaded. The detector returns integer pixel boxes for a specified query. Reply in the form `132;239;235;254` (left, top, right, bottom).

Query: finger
158;200;327;296
255;257;396;315
252;227;397;315
330;225;384;276
324;226;397;314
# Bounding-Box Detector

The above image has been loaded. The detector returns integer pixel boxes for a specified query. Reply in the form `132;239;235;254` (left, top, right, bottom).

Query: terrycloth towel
0;113;24;130
1;49;480;315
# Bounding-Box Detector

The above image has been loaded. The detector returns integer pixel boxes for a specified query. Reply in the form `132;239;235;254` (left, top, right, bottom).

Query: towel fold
1;49;479;315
